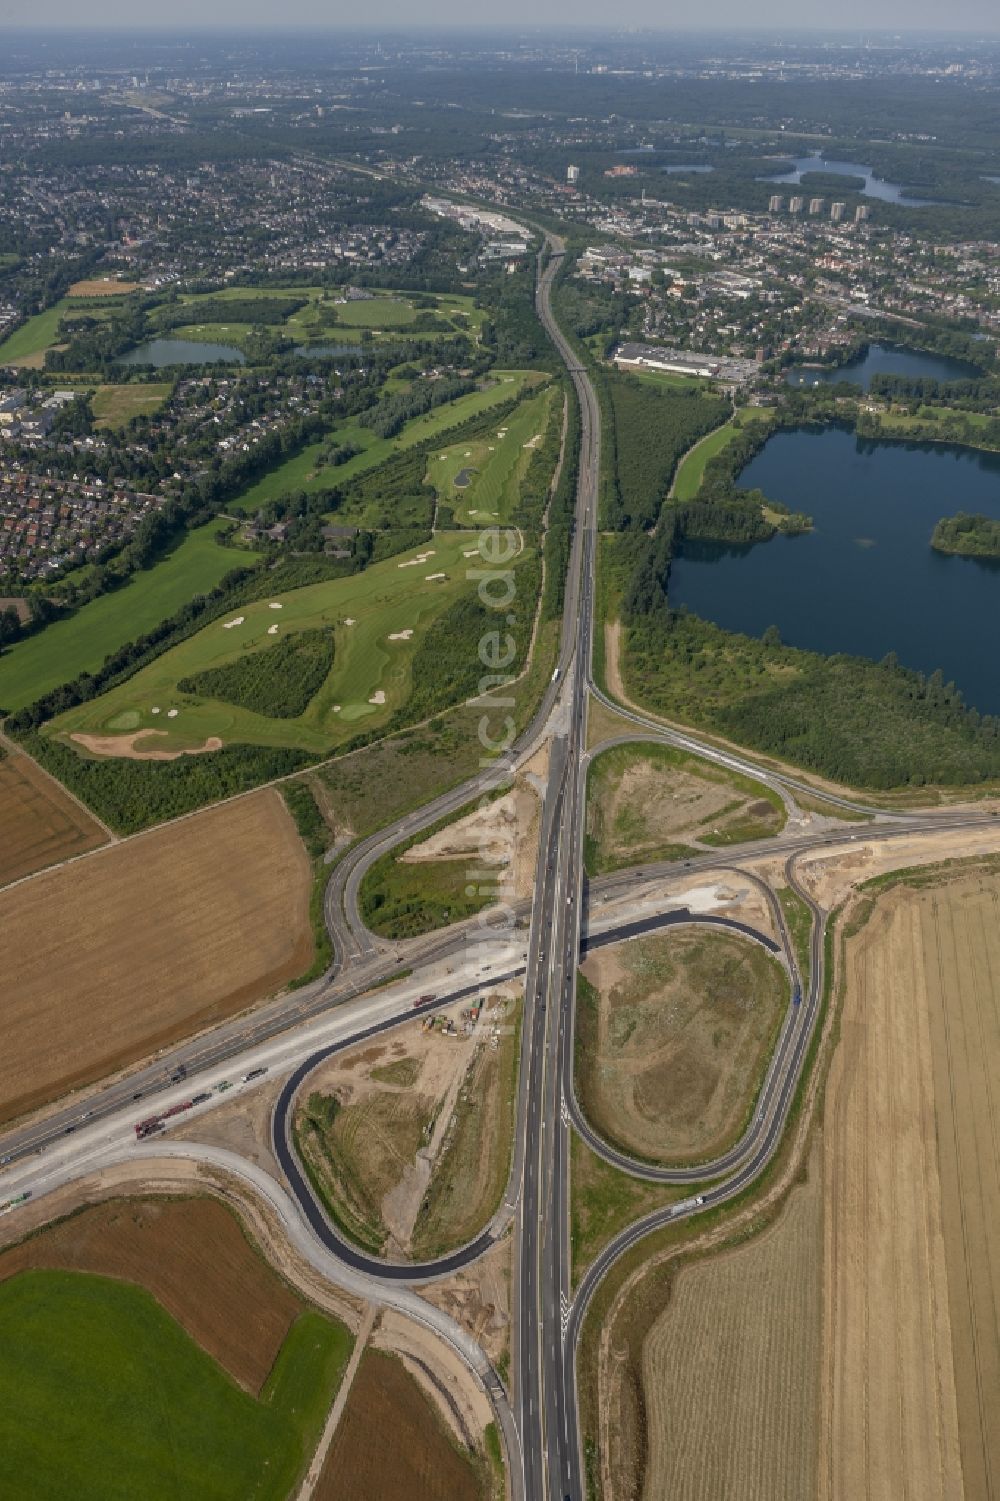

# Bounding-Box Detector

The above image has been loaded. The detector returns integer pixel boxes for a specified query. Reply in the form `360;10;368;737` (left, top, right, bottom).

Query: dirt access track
0;788;312;1122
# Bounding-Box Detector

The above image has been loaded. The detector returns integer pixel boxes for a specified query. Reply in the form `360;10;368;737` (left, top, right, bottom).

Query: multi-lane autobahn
5;227;1000;1501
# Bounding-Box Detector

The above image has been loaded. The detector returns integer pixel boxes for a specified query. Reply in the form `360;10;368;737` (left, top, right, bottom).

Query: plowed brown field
0;788;312;1121
641;1148;822;1501
820;871;1000;1501
315;1348;483;1501
0;1197;301;1392
0;750;107;887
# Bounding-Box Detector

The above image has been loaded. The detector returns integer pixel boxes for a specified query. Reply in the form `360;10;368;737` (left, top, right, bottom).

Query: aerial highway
6;225;1000;1501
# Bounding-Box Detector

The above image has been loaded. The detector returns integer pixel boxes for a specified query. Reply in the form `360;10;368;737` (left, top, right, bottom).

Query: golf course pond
119;337;246;366
668;425;1000;715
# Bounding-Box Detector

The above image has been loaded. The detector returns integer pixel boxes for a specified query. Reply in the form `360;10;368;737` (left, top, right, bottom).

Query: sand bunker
368;690;387;706
166;709;179;718
151;707;161;715
425;572;446;581
267;624;279;635
343;616;356;626
397;550;436;569
463;548;480;557
268;602;283;609
70;731;224;762
388;629;414;641
222;616;245;630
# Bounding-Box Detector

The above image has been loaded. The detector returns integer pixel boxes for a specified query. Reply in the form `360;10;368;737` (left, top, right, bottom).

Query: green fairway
0;297;130;364
0;1270;352;1501
0;522;253;713
671;407;776;501
229;372;535;514
0;303;68;364
425;386;556;526
49;531;493;754
335;295;417;328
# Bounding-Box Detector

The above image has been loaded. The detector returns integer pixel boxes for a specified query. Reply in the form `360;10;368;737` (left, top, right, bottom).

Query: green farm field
91;382;173;429
425;385;556;526
0;522;254;714
49;531;496;754
0;1270;351;1501
230;372;536;513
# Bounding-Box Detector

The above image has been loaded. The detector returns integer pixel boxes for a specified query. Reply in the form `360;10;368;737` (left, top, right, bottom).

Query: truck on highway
670;1195;706;1216
241;1067;268;1083
134;1117;165;1140
551;666;561;682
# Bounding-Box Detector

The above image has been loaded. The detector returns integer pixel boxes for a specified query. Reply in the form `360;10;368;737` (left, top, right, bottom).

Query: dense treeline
624;608;1000;789
178;628;335;718
479;263;555;370
931;512;1000;558
602;373;729;530
405;553;542;728
542;383;580;621
280;781;330;861
359;374;476;440
868;373;1000;410
22;733;316;834
158;296;306;329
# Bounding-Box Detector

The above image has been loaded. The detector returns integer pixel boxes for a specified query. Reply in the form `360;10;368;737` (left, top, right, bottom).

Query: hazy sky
2;2;999;33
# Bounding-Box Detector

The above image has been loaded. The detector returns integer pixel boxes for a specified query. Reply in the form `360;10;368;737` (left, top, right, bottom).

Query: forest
931;512;1000;559
601;373;729;531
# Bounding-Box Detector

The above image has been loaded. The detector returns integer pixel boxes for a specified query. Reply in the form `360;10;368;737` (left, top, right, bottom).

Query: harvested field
0;1197;301;1394
315;1348;483;1501
820;869;1000;1501
0;788;312;1121
0;749;107;887
640;1147;822;1501
578;930;788;1164
67;278;134;297
585;741;784;875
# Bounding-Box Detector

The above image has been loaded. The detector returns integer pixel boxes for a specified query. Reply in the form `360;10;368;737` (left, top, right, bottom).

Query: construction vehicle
241;1066;268;1083
671;1195;706;1216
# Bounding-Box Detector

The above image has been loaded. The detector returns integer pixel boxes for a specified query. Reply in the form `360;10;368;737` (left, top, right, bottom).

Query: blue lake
668;425;1000;713
785;342;980;391
759;154;935;205
119;337;246;366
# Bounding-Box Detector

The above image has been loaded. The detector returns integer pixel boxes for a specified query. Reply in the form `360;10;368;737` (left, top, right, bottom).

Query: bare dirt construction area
0;749;107;888
0;788;312;1122
0;1197;302;1393
586;741;783;874
295;995;514;1260
820;866;1000;1501
640;1144;823;1501
420;1236;512;1368
400;782;540;901
578;929;788;1164
315;1348;485;1501
794;821;1000;911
